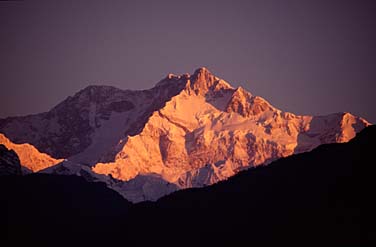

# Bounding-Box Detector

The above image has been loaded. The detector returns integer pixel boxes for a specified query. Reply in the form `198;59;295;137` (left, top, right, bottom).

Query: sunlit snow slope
0;68;370;202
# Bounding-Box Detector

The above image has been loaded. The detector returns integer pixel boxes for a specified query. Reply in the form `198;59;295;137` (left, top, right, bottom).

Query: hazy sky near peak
0;0;375;122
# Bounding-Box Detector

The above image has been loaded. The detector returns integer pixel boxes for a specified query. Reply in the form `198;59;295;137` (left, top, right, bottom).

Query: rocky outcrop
0;144;22;176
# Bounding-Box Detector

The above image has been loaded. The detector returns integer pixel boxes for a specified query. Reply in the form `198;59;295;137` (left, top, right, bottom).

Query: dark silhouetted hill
1;125;375;246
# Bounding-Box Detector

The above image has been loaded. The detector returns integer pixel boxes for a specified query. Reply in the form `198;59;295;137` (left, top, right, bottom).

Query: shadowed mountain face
0;83;186;160
0;68;371;201
1;126;374;246
0;144;21;176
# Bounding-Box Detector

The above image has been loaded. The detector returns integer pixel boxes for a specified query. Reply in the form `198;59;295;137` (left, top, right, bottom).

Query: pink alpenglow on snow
0;68;370;202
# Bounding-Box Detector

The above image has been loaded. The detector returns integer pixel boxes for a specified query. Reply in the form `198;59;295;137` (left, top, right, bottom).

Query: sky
0;0;375;122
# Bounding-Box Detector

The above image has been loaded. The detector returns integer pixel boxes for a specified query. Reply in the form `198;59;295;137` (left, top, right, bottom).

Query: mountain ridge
0;67;370;201
2;125;374;246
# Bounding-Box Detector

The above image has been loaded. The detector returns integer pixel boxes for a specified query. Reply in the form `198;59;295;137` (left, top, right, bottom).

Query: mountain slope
0;144;22;176
2;125;374;246
91;68;370;201
0;81;185;161
135;125;375;246
0;67;370;201
0;134;62;172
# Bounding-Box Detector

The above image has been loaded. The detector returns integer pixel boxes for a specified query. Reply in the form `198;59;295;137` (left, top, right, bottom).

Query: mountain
0;134;62;172
0;144;22;176
2;125;374;246
0;67;370;201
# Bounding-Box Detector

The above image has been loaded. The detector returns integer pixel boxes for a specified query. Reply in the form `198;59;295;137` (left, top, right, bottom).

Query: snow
0;67;371;202
0;133;63;172
70;110;132;165
89;69;370;201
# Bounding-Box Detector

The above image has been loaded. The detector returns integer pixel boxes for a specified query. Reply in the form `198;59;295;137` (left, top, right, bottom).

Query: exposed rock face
225;87;274;117
0;67;371;202
0;144;22;176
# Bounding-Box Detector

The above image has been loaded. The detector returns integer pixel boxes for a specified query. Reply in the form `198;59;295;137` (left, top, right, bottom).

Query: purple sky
1;0;375;122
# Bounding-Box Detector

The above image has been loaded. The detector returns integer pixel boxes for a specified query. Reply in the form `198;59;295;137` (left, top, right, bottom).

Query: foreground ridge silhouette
2;125;374;246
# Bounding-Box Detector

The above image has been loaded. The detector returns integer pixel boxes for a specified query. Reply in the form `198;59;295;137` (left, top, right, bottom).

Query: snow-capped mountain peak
0;67;371;202
185;67;233;95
